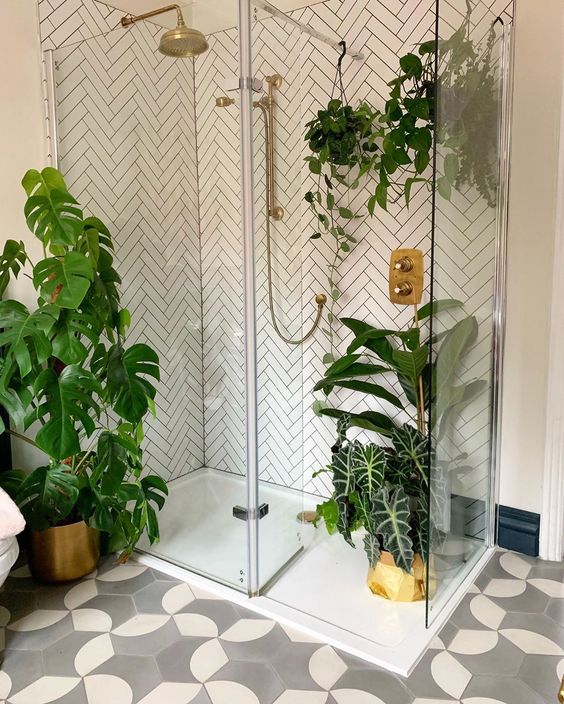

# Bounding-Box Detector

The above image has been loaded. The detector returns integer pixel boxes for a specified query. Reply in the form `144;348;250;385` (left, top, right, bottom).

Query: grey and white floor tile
0;549;562;704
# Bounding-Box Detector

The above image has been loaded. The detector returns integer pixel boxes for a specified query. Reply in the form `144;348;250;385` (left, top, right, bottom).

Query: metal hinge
233;503;269;521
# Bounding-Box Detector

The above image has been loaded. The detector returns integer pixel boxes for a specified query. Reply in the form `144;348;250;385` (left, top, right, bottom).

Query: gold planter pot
29;521;100;584
367;551;426;602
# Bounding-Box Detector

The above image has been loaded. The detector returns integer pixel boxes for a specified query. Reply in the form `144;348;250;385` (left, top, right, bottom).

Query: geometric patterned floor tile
1;549;564;704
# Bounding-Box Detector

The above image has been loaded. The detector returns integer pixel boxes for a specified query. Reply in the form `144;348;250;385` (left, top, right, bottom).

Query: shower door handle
233;504;269;521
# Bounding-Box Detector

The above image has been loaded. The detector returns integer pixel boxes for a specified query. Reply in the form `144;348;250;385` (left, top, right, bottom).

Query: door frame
540;18;564;561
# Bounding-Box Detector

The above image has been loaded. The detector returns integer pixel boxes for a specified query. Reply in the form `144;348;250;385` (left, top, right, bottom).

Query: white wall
499;0;564;514
0;0;47;469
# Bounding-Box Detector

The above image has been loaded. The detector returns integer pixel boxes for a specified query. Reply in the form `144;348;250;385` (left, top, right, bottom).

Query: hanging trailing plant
303;42;436;361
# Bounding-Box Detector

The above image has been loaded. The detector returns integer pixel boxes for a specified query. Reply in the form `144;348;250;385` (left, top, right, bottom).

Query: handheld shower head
121;4;209;58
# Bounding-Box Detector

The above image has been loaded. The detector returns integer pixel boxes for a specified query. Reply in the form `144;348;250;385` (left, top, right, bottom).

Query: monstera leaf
373;485;414;573
0;301;56;380
90;431;130;495
135;475;169;544
0;240;27;296
32;365;102;460
22;168;83;248
106;343;160;423
78;216;114;268
17;464;79;531
0;386;31;431
33;252;93;309
51;309;99;365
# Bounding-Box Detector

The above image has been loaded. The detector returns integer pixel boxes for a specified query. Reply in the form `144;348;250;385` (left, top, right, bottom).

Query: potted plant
313;300;485;600
0;167;167;582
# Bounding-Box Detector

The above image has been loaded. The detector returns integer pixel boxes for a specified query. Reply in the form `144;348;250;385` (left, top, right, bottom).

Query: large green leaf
340;318;396;363
0;386;30;430
363;533;382;568
33;252;93;309
331;443;356;545
417;298;464;322
78;217;114;269
33;365;101;460
351;442;386;499
0;469;26;497
106;343;160;423
16;464;79;530
91;431;130;495
346;328;396;354
321;379;404;409
351;442;386;529
0;301;56;380
319;408;396;437
437;378;488;437
373;485;414;573
0;240;27;296
22;168;83;248
51;309;99;365
391;423;429;489
391;346;429;384
435;316;478;392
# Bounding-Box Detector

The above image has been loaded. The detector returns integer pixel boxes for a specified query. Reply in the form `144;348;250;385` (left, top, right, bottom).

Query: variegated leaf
332;443;356;545
391;423;429;487
351;442;386;498
363;532;381;568
373;485;414;573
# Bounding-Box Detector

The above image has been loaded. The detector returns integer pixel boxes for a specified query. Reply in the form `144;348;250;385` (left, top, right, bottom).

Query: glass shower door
240;0;307;595
426;1;512;623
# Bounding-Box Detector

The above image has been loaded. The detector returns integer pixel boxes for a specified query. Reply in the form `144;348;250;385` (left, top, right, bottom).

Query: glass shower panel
427;1;511;623
51;13;249;591
248;0;306;592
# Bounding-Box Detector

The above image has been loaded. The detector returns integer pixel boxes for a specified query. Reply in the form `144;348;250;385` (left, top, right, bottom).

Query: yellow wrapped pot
367;551;426;602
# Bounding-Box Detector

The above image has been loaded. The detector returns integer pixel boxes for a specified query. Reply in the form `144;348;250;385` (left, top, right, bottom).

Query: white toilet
0;537;19;587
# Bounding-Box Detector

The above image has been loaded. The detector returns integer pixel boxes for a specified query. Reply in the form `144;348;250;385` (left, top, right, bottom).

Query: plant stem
4;428;38;449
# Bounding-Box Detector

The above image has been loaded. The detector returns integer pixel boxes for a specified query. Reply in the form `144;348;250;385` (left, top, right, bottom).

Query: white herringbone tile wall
40;0;513;503
43;9;205;482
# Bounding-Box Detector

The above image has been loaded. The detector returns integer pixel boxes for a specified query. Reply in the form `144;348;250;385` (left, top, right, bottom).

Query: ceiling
100;0;326;33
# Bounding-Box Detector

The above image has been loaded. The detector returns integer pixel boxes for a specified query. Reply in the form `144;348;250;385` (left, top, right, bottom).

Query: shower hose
255;101;326;346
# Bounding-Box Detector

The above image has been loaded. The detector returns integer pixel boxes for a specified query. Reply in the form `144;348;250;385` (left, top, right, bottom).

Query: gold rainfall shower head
121;4;209;58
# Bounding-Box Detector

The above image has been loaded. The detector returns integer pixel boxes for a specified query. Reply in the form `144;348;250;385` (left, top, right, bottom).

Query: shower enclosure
42;0;513;672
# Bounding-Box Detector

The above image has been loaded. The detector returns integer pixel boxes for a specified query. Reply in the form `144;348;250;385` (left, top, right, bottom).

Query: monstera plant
0;167;167;573
313;300;486;591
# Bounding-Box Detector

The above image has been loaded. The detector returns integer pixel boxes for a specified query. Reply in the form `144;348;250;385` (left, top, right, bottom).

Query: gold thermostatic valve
394;257;414;272
389;248;424;305
394;282;414;297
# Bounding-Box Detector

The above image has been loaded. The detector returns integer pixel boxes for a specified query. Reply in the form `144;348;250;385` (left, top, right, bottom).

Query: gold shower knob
394;282;414;297
394;256;414;272
315;294;328;305
271;206;285;221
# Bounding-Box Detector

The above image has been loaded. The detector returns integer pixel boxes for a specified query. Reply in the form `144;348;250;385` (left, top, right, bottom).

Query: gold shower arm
121;4;184;27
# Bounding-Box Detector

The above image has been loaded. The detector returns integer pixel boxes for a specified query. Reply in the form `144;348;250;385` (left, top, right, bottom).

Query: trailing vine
304;10;503;361
303;43;435;362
